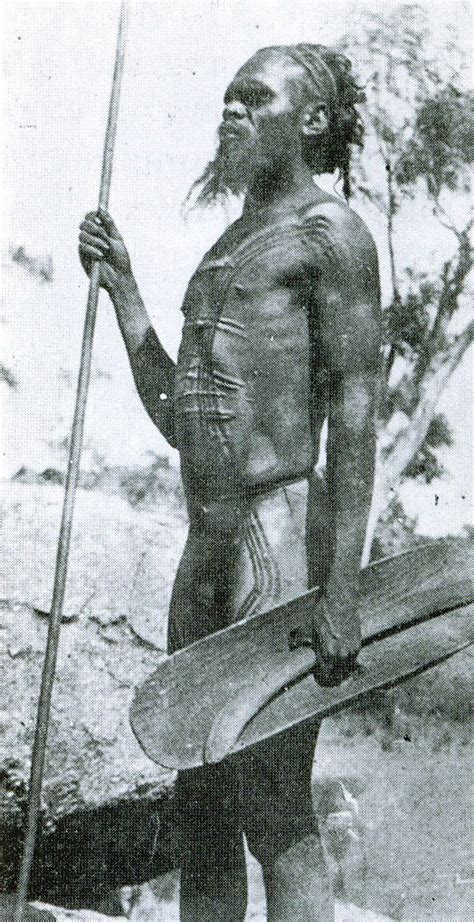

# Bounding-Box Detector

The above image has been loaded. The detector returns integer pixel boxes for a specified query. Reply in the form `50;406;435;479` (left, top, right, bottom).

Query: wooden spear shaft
14;5;130;918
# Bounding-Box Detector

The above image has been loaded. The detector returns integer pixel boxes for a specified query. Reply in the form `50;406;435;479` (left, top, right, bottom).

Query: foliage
19;446;183;508
402;412;453;483
339;4;473;552
0;363;18;389
10;245;54;283
396;85;474;197
371;495;420;559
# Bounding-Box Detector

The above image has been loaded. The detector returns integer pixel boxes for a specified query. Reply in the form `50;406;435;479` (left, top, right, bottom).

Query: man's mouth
218;123;249;142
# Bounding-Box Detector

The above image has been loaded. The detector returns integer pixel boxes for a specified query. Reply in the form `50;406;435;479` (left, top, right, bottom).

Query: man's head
188;44;364;208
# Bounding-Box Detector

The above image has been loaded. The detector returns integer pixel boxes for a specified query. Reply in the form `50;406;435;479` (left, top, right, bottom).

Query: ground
1;479;472;920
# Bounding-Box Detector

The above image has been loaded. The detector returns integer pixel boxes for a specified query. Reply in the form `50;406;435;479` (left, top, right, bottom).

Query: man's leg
263;836;333;921
231;474;335;919
243;719;334;922
262;474;334;919
176;763;248;922
168;526;248;922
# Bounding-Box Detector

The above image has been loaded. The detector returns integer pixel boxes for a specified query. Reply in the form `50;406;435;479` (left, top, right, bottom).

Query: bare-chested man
79;43;381;922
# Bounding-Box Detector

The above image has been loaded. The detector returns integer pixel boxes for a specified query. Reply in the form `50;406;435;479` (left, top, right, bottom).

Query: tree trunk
362;321;474;565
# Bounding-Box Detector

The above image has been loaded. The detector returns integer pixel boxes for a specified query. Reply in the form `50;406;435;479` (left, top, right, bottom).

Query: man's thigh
172;717;319;866
239;716;321;866
174;761;243;867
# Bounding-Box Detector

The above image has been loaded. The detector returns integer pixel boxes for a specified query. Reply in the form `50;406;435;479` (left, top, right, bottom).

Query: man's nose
222;101;248;121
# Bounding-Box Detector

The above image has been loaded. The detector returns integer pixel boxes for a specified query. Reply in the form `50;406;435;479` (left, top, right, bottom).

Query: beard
185;129;268;209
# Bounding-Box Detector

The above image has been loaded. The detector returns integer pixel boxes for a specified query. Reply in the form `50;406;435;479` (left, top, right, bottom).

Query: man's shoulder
300;195;376;259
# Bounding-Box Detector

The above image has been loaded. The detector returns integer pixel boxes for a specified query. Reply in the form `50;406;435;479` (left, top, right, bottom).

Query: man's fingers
84;210;102;225
82;209;119;236
78;243;106;261
313;651;359;688
80;220;110;242
313;652;344;687
313;629;340;661
79;230;110;252
97;209;118;235
312;655;333;687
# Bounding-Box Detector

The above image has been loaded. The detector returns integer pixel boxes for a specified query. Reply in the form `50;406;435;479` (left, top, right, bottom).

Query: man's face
190;52;307;206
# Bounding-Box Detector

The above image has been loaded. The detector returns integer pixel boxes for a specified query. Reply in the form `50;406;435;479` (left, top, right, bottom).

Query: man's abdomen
174;296;315;501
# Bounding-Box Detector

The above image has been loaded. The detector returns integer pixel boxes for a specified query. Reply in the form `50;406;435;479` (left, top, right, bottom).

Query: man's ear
302;104;329;138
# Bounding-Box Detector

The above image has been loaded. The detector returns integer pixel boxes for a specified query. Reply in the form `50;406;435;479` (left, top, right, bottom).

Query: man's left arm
310;243;381;682
324;346;378;637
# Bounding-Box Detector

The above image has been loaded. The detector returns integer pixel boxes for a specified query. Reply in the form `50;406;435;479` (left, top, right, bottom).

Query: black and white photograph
1;1;473;919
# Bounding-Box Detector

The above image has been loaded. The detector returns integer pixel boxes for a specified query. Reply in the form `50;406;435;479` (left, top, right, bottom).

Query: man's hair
283;43;365;199
186;43;365;210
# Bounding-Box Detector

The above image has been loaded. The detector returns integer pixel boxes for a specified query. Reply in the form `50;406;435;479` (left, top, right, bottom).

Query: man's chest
172;218;319;476
178;218;313;373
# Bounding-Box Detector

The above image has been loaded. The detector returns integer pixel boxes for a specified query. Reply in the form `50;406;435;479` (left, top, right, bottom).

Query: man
79;43;381;922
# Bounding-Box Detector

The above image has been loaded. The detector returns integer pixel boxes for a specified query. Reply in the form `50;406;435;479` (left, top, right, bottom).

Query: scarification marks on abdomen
238;512;281;620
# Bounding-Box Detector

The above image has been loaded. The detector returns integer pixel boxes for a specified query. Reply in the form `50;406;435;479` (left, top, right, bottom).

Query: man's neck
242;155;318;219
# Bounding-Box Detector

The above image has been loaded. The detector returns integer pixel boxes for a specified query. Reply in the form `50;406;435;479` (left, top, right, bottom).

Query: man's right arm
78;210;177;447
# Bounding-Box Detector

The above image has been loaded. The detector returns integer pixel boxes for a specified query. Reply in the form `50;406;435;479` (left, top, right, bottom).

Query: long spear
14;4;130;918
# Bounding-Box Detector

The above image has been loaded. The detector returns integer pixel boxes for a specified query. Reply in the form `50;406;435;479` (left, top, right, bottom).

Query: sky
1;0;472;536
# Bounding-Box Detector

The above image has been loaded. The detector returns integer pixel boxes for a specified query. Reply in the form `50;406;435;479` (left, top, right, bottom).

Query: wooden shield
130;539;473;769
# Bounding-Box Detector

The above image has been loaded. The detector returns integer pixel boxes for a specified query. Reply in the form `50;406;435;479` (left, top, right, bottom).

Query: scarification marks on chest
197;357;236;461
182;216;310;463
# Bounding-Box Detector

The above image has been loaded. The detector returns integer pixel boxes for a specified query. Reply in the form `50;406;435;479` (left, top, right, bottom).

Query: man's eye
223;84;274;109
242;90;270;109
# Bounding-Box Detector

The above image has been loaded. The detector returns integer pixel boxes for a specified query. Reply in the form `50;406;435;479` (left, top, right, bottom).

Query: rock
33;906;126;922
0;895;56;921
0;479;187;648
0;480;188;903
115;862;394;922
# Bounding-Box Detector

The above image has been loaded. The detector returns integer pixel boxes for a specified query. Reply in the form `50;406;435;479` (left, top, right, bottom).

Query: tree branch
382;344;397;383
414;225;472;387
387;320;474;482
385;158;401;304
432;197;473;239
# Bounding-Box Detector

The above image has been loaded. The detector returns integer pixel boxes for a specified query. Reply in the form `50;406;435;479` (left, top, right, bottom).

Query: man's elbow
138;388;177;449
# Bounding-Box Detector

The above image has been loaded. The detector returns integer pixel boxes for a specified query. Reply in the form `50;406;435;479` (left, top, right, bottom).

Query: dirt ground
314;715;472;920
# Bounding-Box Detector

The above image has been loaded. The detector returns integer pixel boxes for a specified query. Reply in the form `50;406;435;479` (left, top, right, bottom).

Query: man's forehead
225;53;304;100
223;75;274;103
